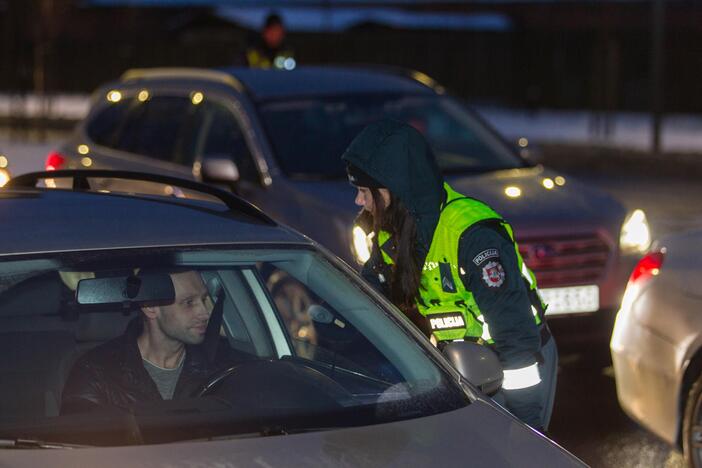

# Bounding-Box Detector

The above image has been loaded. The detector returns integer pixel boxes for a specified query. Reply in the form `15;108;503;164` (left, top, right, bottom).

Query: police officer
342;119;558;432
245;13;295;71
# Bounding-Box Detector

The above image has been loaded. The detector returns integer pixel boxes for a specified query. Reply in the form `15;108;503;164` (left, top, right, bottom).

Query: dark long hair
356;189;423;314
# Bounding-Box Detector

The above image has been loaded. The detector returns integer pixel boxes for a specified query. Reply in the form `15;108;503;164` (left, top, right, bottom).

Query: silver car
611;229;702;465
0;170;583;466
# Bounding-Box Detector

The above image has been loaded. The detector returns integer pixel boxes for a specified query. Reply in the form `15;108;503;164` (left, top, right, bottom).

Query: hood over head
342;119;444;250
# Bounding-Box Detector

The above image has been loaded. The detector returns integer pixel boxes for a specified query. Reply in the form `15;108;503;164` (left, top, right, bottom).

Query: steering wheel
193;359;355;409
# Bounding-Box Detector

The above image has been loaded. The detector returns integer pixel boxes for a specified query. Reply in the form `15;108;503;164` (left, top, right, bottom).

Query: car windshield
258;94;525;180
0;246;467;447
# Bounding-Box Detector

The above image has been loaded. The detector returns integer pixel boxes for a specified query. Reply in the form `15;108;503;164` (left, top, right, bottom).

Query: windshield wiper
0;438;89;449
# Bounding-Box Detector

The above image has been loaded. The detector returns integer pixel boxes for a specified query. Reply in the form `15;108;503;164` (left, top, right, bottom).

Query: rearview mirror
200;158;240;184
441;341;503;396
76;274;175;309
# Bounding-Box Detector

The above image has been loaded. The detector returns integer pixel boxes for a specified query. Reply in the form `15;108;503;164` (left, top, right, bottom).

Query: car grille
517;234;611;288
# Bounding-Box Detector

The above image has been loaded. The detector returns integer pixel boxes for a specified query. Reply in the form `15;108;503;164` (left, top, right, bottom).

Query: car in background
0;170;583;466
52;66;651;342
611;229;702;466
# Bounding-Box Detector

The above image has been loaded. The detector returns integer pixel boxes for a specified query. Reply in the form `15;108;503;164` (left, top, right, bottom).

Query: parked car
611;229;702;466
0;170;583;466
52;66;650;342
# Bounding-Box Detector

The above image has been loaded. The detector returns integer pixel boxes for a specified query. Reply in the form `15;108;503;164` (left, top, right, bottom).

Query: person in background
245;13;296;71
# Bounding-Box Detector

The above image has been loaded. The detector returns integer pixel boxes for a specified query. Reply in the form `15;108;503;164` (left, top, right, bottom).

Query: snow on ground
474;105;702;154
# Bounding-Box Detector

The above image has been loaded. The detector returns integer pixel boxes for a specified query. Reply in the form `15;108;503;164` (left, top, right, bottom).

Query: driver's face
154;271;212;345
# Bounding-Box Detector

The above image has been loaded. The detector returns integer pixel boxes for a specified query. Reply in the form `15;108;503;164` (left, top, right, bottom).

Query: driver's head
141;269;213;346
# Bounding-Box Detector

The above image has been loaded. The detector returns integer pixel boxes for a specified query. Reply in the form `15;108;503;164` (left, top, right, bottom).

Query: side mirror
515;138;544;165
441;341;503;396
200;158;240;184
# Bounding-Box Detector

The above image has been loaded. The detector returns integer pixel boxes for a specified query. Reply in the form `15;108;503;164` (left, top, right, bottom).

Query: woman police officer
342;119;557;431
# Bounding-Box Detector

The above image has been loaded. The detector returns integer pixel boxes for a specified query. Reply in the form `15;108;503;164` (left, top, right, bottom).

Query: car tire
683;373;702;467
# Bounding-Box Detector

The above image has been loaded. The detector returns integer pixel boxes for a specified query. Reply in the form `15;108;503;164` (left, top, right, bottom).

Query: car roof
0;188;310;256
119;66;441;102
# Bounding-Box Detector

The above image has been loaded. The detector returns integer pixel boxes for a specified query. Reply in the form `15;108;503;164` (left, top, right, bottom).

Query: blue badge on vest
439;262;456;293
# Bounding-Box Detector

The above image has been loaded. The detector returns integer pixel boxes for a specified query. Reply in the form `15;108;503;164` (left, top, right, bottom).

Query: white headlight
0;168;10;188
620;209;651;254
352;226;372;264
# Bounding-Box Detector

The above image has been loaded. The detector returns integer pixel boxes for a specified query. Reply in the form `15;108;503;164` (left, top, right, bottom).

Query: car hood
446;166;625;231
289;166;625;236
0;400;583;467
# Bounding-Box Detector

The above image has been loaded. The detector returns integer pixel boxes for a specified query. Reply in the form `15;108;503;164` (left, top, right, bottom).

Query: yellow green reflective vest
378;183;544;343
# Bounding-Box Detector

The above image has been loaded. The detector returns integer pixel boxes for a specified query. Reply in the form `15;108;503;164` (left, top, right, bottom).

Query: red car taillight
629;251;665;285
45;151;66;171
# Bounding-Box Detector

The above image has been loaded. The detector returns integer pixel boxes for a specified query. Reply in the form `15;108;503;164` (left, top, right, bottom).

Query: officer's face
354;187;390;216
150;271;213;346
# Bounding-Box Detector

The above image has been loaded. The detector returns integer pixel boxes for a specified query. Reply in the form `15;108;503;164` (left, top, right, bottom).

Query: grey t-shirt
142;354;185;400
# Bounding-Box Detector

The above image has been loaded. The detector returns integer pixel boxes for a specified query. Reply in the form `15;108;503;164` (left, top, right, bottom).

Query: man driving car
61;268;230;413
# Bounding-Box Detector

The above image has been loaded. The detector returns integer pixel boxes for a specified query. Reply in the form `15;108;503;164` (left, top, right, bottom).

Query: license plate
540;285;599;315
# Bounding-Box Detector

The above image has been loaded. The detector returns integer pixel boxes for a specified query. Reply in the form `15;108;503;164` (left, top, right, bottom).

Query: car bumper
545;253;638;347
610;291;682;446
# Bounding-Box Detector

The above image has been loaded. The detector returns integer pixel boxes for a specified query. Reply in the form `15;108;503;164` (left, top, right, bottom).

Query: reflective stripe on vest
377;182;544;343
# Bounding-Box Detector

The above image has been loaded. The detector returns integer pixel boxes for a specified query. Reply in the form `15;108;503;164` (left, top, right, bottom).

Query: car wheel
683;374;702;466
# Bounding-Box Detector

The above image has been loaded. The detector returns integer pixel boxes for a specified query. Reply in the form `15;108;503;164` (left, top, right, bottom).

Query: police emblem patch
481;261;505;288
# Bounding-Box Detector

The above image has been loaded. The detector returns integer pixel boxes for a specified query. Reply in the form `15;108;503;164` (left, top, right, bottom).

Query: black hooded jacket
343;119;544;426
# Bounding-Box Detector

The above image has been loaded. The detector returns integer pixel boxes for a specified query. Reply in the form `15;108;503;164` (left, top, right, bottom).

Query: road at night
3;136;701;467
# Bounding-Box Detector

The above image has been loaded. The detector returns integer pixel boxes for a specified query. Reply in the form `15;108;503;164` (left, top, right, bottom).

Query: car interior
0;247;464;446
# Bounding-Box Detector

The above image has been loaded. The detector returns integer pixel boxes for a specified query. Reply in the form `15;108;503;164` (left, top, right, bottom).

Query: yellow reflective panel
137;90;150;102
0;155;7;168
106;90;122;103
190;91;204;105
505;186;522;198
555;176;566;186
542;178;555;190
77;144;90;155
81;157;93;167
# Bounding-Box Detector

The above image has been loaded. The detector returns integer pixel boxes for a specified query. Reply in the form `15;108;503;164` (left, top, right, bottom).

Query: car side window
85;98;133;148
199;101;258;182
258;265;402;383
115;95;204;165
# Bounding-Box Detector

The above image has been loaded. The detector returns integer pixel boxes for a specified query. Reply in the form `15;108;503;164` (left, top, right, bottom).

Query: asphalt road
3;136;702;467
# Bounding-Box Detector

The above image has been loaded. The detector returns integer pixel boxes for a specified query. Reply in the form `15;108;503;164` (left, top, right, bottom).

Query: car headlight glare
352;226;372;264
620;209;651;254
0;168;10;188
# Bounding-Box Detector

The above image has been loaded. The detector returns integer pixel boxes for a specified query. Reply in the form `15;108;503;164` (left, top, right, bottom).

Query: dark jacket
61;319;229;413
342;119;544;427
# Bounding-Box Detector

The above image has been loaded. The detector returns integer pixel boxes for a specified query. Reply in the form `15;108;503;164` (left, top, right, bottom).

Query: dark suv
53;66;649;340
0;170;582;465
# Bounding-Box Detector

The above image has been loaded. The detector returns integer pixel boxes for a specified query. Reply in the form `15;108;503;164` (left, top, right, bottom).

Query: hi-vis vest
378;183;545;343
246;47;295;70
